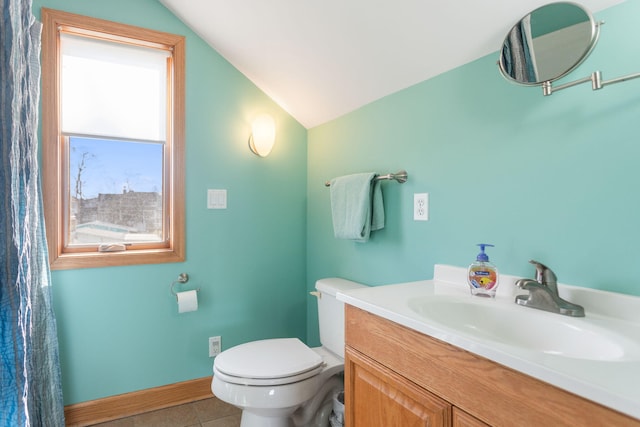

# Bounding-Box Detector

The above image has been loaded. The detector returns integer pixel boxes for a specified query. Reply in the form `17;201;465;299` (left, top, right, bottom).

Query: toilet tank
315;278;367;358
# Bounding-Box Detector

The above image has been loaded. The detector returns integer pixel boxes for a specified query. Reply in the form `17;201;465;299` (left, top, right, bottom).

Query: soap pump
467;243;499;298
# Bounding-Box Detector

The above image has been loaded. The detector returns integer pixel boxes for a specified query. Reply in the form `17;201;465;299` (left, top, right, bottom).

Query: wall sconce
248;114;276;157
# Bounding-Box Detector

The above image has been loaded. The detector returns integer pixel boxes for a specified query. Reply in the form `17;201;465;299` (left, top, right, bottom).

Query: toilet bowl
213;340;343;427
211;278;367;427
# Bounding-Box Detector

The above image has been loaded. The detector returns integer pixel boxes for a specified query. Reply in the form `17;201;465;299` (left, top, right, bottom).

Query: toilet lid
214;338;323;379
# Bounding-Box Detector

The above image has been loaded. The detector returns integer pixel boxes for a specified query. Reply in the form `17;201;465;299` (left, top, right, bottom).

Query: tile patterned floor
90;397;241;427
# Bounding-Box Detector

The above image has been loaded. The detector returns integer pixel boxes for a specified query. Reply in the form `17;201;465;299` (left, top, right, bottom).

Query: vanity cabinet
344;305;639;427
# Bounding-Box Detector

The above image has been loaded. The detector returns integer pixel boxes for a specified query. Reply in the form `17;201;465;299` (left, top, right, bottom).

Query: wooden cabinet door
345;347;450;427
452;407;490;427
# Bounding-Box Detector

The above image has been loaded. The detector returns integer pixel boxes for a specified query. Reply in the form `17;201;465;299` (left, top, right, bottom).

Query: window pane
68;136;164;246
60;34;169;142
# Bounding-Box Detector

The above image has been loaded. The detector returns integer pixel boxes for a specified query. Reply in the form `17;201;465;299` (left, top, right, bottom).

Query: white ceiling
159;0;624;129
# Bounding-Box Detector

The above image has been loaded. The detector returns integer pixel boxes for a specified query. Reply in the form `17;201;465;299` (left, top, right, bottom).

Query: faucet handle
528;260;557;286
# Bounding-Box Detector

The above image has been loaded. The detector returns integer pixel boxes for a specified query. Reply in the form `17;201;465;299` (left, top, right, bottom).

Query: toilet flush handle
309;291;321;299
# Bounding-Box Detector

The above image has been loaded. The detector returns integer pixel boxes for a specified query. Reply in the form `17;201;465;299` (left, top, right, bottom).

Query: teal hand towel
330;173;385;242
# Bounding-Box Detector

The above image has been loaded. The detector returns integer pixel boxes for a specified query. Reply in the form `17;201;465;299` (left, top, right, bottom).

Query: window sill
50;247;184;270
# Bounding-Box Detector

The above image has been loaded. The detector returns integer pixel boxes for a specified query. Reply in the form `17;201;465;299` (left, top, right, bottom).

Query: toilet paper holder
170;273;200;300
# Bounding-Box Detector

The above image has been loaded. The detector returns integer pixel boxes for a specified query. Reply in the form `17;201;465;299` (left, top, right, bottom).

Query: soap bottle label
468;267;498;290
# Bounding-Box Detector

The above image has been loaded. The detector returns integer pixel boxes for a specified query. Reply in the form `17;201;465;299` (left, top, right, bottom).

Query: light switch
207;189;227;209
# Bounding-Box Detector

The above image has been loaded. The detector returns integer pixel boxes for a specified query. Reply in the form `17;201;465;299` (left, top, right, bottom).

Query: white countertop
337;265;640;420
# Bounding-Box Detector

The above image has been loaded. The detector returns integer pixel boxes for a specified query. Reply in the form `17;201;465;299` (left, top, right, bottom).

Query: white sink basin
337;265;640;419
408;295;640;361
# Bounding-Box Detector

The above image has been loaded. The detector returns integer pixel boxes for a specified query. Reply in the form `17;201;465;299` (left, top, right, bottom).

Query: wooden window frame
41;8;185;270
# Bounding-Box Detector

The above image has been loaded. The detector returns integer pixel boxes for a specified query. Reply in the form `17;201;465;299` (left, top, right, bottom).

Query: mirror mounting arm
542;72;600;96
543;70;640;96
600;71;640;88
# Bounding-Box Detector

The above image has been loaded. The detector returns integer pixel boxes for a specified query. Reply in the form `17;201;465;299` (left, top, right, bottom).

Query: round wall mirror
498;2;599;85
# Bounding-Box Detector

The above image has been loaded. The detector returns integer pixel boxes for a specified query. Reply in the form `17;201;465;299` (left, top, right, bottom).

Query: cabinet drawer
345;347;450;427
452;407;490;427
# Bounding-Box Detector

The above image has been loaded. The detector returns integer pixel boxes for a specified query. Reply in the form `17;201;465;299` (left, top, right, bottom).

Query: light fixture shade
249;114;276;157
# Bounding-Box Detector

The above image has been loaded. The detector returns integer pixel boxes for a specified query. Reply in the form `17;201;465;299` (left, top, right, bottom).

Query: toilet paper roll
177;290;198;313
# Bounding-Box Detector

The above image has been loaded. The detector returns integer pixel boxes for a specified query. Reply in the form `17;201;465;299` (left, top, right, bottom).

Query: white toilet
211;278;366;427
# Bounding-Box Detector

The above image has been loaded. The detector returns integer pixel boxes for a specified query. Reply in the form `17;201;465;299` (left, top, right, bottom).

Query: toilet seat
214;338;325;386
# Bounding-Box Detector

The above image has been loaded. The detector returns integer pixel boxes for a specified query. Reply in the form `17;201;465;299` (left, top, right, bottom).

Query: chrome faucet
515;260;585;317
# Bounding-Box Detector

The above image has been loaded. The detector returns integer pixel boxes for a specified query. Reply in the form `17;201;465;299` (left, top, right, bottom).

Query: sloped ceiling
159;0;624;128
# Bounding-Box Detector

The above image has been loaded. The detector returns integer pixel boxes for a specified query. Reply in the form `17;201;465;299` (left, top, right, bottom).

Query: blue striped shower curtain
0;0;65;425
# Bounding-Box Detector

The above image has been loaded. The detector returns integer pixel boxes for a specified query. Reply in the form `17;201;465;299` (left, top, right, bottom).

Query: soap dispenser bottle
467;243;499;298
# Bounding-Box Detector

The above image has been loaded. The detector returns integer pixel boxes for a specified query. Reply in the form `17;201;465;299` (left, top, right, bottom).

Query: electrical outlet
414;193;429;221
209;336;221;357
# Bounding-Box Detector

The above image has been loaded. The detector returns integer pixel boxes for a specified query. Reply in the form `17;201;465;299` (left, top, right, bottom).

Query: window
41;9;185;269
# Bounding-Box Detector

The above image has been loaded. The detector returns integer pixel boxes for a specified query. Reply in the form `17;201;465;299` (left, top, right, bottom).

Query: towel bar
325;170;408;187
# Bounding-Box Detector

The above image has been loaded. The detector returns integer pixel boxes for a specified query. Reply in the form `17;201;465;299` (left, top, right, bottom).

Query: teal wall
306;1;640;345
32;0;308;405
31;0;640;407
